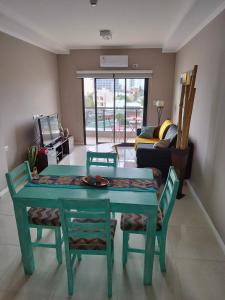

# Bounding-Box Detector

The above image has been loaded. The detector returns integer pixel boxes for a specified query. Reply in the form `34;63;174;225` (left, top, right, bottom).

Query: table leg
143;208;157;285
14;202;35;275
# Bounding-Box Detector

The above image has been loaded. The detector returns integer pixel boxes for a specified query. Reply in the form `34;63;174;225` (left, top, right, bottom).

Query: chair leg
158;236;166;272
112;242;114;265
55;227;62;264
77;253;82;261
36;227;42;241
65;251;74;296
107;252;112;297
122;232;129;266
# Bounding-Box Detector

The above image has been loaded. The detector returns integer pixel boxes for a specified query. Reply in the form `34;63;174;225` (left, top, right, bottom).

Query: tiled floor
0;145;225;300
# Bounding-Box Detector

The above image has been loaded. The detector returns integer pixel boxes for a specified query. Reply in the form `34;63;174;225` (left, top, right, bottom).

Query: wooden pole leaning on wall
180;81;191;149
180;65;198;149
176;65;198;150
173;65;198;198
176;84;185;149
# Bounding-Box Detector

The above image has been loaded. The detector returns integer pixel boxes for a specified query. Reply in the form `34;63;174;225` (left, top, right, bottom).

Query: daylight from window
84;78;146;144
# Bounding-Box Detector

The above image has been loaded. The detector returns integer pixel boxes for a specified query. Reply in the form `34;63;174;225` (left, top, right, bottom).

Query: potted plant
27;146;38;174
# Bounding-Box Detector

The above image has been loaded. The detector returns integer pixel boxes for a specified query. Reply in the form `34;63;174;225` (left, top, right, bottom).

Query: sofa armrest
136;146;172;178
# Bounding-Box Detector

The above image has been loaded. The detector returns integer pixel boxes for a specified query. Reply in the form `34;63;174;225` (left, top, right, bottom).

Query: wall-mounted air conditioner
100;55;128;68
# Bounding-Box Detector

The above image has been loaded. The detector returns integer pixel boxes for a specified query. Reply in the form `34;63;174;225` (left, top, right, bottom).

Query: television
38;114;61;146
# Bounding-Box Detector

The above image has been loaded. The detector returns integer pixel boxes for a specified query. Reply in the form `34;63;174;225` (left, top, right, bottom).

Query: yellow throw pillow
159;120;173;140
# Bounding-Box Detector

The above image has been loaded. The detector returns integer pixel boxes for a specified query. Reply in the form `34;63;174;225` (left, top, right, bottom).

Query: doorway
83;78;148;145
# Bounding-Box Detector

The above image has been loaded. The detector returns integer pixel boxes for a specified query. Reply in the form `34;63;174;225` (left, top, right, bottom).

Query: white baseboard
186;180;225;256
0;186;8;198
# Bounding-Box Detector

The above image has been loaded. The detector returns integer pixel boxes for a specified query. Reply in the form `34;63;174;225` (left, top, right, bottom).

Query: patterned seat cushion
28;207;60;226
120;207;163;232
69;219;117;250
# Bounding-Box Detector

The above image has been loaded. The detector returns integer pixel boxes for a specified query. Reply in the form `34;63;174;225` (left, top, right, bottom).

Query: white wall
0;132;8;190
0;31;60;191
172;9;225;243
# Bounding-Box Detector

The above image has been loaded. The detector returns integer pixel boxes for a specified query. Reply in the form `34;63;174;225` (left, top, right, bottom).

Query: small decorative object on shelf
63;128;69;138
59;123;64;138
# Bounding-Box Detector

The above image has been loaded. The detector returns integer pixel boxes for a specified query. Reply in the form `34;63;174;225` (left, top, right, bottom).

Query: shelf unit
36;136;74;173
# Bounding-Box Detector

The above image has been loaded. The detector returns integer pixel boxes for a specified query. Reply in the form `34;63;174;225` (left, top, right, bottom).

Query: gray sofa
136;125;194;179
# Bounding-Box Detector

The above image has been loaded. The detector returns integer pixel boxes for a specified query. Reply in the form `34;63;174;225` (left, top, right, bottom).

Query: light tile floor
0;145;225;300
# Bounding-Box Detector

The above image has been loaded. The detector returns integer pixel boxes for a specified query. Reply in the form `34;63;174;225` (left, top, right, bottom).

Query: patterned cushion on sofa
120;208;163;232
28;207;61;226
69;219;117;250
164;124;177;147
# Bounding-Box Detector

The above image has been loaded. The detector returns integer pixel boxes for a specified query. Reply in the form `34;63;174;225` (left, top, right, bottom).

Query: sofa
135;119;173;148
136;120;194;179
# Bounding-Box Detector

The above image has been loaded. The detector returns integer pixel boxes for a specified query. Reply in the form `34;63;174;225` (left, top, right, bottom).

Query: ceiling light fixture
100;30;112;40
90;0;98;7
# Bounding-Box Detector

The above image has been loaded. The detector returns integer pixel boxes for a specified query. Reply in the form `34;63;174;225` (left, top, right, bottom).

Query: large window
83;78;148;145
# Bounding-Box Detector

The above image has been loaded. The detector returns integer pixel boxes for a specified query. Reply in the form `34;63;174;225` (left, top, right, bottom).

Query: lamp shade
155;100;165;108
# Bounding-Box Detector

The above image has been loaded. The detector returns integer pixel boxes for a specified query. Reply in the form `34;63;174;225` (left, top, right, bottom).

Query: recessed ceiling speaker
90;0;98;6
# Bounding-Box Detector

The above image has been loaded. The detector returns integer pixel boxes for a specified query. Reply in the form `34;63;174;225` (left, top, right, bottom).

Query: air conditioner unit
100;55;128;68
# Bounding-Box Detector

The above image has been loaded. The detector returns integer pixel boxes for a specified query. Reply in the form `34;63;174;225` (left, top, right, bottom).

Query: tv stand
48;137;62;148
36;136;74;173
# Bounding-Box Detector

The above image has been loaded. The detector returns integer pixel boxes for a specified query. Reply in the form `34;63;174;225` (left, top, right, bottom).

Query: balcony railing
85;107;143;132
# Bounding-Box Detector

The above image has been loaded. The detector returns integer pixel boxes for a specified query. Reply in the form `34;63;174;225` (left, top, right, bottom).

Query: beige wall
0;32;60;188
58;49;176;144
172;10;225;242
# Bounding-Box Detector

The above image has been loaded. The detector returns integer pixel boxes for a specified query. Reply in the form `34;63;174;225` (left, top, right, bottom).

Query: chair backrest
59;198;111;252
86;151;117;168
5;161;32;197
159;166;179;229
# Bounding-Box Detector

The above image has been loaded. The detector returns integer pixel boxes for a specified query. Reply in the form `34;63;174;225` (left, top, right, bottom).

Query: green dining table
13;165;158;285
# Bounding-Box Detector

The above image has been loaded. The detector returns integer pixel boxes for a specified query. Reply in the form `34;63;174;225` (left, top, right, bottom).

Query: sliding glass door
96;79;114;143
83;78;148;145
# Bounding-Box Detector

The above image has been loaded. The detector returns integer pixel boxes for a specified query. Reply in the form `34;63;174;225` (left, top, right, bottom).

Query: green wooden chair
86;150;117;218
120;166;179;272
86;151;117;168
5;161;63;264
59;197;117;297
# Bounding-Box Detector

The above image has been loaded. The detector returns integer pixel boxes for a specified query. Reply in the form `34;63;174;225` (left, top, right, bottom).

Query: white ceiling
0;0;225;54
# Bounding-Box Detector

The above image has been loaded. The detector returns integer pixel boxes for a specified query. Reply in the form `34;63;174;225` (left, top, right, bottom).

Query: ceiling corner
163;0;225;53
